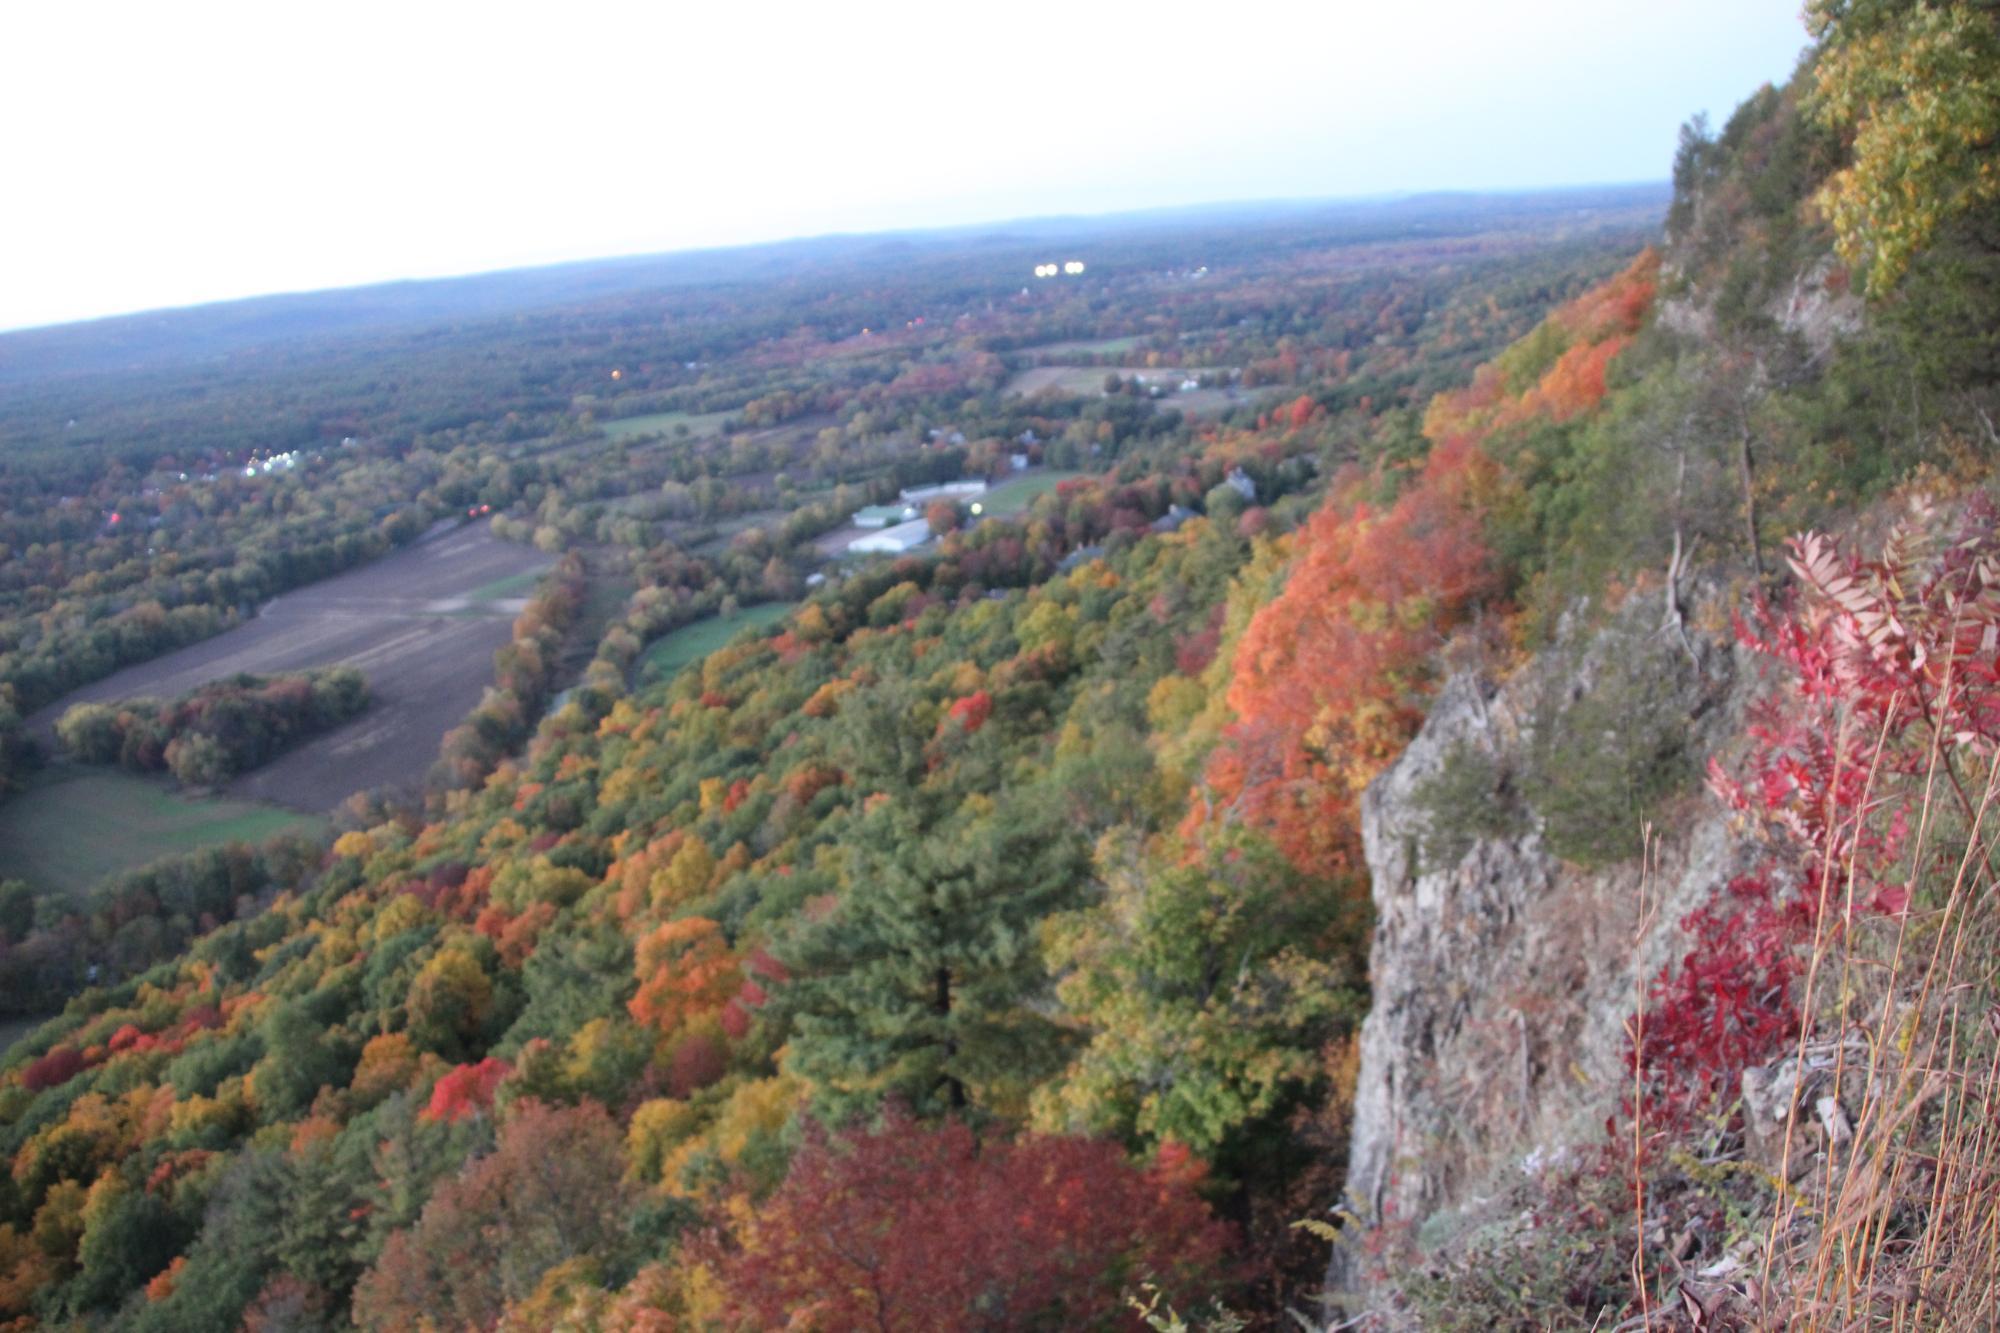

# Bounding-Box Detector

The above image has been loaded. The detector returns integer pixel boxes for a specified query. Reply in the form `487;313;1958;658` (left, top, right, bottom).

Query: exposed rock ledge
1331;594;1759;1303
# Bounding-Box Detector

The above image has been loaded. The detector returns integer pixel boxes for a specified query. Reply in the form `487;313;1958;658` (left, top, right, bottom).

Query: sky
0;0;1810;333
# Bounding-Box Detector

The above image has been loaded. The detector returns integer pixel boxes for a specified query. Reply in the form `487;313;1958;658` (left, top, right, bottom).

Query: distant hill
0;184;1667;390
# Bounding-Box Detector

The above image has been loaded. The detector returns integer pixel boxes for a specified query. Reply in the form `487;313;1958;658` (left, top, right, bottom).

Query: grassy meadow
0;770;322;897
637;602;798;683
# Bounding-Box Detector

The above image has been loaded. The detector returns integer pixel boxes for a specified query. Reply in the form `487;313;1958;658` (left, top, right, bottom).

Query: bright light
1063;260;1085;275
1033;263;1057;278
970;502;983;515
610;368;622;380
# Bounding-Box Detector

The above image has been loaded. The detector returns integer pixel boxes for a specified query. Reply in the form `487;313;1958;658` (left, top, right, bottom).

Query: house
1149;504;1194;534
1008;452;1030;471
1224;467;1257;502
849;519;933;555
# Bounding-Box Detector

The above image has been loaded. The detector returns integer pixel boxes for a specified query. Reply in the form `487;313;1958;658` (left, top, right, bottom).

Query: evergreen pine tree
783;708;1088;1116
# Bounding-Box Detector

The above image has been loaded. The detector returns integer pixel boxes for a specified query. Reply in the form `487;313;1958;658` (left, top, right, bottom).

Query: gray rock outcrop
1331;593;1761;1302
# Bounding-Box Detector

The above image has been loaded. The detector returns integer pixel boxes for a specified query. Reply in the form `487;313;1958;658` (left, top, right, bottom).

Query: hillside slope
1324;8;2000;1324
0;5;1991;1330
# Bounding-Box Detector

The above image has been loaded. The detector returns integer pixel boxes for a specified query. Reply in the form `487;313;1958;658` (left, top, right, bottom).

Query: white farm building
848;519;933;555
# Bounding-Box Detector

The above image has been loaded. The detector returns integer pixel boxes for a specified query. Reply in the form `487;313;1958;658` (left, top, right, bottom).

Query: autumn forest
0;2;1996;1327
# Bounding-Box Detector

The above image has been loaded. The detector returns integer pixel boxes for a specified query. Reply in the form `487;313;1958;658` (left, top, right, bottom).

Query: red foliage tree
22;1046;85;1092
925;499;961;536
422;1057;512;1123
704;1108;1232;1329
664;1032;728;1098
354;1101;636;1332
1630;874;1812;1126
240;1275;332;1332
944;689;992;734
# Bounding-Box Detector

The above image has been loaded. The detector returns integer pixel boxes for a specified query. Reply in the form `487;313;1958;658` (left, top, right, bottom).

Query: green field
0;770;323;897
1024;335;1147;357
462;569;545;602
0;1014;49;1062
981;470;1084;516
600;409;735;442
638;602;798;683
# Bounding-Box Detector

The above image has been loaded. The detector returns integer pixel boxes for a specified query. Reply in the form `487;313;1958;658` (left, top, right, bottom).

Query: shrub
1526;627;1697;867
1411;739;1525;871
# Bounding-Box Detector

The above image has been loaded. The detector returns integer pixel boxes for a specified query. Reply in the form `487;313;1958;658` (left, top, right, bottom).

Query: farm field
1172;385;1249;417
1018;335;1147;358
980;469;1084;516
600;409;734;442
688;510;791;557
26;526;551;811
1003;365;1242;418
638;602;797;683
455;568;543;606
0;769;320;897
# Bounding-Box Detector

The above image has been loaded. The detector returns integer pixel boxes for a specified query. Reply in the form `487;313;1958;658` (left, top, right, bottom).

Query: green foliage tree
252;1000;352;1120
68;1182;194;1314
1036;829;1362;1153
0;881;34;943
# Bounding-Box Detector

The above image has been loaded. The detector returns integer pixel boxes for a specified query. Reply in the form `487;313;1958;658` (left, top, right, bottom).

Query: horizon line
0;178;1670;339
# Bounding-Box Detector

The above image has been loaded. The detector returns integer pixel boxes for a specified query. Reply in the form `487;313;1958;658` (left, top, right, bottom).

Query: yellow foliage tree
648;837;715;911
1808;0;2000;294
406;947;493;1053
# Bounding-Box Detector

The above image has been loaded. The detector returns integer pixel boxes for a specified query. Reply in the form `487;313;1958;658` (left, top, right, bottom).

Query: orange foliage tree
627;917;741;1038
1191;436;1497;880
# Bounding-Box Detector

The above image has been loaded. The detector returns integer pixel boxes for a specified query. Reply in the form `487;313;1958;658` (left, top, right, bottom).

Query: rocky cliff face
1333;592;1759;1298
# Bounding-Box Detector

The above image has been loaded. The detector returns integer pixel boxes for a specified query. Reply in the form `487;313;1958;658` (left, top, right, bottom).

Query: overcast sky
0;0;1810;332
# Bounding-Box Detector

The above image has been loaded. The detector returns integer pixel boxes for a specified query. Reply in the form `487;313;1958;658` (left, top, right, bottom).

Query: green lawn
0;770;323;898
981;470;1085;516
638;603;798;683
601;410;735;442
